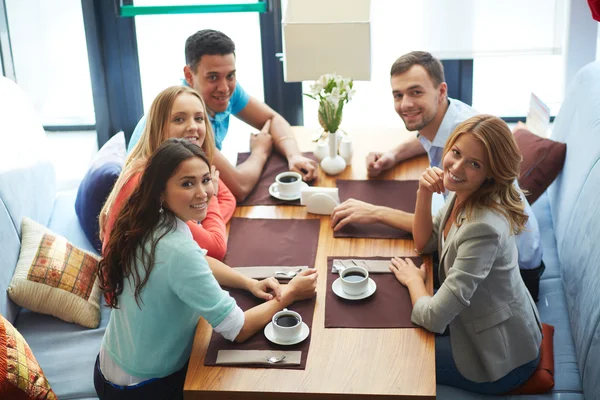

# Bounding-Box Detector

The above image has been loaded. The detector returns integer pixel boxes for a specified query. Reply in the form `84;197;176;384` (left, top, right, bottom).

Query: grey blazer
413;193;542;383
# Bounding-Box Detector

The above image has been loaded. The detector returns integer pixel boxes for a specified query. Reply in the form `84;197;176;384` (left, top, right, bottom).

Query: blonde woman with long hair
390;115;542;394
100;86;236;260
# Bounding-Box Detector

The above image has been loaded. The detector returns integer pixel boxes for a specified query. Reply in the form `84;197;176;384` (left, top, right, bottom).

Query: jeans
436;335;540;395
94;355;188;400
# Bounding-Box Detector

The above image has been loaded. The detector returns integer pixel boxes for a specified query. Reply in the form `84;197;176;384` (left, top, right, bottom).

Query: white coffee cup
339;266;369;295
272;308;302;341
275;172;303;198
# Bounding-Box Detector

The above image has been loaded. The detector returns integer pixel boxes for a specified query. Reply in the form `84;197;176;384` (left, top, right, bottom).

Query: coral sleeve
102;173;140;255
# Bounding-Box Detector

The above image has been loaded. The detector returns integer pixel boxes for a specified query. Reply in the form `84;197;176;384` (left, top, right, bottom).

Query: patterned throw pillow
8;217;102;328
0;315;57;399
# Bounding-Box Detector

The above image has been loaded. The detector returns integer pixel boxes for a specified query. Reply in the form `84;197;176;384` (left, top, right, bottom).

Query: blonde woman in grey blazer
390;115;543;395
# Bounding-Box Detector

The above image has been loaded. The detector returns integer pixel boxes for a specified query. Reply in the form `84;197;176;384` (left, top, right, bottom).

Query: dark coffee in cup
342;271;366;282
279;175;298;183
275;315;300;327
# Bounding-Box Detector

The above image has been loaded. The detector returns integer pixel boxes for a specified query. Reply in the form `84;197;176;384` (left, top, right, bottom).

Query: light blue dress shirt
418;98;543;270
127;80;250;153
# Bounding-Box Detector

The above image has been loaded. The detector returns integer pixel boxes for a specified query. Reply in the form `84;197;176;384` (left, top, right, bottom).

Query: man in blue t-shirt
128;29;318;202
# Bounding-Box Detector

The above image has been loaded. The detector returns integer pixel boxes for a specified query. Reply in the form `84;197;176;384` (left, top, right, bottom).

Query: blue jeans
94;355;188;400
436;335;540;395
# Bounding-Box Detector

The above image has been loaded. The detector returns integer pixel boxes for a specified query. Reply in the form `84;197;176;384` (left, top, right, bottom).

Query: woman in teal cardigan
95;139;317;399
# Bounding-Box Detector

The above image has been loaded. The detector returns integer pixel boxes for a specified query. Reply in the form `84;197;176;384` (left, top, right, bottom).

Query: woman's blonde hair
99;85;215;239
444;114;528;235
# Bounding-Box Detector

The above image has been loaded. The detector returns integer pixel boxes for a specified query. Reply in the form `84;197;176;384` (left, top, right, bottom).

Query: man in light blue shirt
331;51;544;299
128;29;318;202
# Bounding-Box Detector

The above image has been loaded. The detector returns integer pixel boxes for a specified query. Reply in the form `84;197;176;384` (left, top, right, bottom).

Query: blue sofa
0;77;107;399
438;61;600;399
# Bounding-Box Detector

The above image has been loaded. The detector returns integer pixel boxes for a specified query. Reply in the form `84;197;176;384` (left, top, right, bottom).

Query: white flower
309;82;323;96
346;88;356;101
326;87;341;104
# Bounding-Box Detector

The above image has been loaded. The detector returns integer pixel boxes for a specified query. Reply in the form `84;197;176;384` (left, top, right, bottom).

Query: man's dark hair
390;51;445;87
185;29;236;72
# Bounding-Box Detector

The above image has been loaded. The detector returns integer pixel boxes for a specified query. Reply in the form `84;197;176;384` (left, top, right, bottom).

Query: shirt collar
175;217;193;239
431;99;456;148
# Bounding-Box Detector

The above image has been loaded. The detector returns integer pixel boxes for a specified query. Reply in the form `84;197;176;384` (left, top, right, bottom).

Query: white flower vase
339;136;353;164
313;139;329;161
320;131;346;175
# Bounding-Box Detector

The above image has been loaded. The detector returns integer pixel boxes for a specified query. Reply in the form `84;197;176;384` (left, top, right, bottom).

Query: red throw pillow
514;128;566;204
0;315;57;400
507;323;555;395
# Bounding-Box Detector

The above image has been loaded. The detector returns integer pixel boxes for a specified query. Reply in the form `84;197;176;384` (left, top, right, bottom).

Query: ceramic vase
320;131;346;175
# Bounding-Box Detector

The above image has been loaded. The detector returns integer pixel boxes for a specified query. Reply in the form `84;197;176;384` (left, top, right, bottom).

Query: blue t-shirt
127;80;250;152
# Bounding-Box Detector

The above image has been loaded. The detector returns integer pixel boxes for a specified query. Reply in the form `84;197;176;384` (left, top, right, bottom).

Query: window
5;0;94;126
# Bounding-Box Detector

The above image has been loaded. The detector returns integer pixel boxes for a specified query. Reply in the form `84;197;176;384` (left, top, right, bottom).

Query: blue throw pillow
75;132;125;252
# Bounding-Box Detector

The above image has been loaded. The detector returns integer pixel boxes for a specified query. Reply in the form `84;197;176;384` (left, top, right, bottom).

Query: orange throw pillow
507;323;555;395
0;315;57;400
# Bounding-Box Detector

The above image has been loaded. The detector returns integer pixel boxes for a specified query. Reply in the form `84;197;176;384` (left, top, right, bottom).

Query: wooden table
184;127;435;399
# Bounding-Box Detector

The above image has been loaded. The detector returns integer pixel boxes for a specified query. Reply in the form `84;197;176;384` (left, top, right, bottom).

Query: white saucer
264;321;310;345
332;277;377;300
268;181;309;201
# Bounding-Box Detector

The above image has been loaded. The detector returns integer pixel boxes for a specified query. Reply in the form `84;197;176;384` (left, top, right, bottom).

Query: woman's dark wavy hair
98;138;210;308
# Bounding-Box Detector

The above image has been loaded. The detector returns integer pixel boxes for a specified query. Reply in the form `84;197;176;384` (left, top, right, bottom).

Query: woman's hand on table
419;166;445;195
284;269;318;302
389;257;426;287
330;199;380;231
250;277;282;301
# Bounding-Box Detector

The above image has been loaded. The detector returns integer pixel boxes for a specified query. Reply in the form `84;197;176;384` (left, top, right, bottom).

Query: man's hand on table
282;269;318;302
330;199;381;231
366;151;396;177
288;153;318;182
250;119;273;156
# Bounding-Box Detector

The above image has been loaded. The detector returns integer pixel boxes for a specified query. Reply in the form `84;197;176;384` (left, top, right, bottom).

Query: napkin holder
300;187;340;215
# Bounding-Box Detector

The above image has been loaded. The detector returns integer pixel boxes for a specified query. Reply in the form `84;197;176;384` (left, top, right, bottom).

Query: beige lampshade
281;0;372;82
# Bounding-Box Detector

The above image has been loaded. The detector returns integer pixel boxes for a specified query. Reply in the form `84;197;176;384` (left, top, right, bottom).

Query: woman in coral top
100;86;236;260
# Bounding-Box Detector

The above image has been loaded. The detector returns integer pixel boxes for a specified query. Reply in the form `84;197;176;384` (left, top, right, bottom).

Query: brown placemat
236;151;318;206
325;256;422;328
224;218;320;268
333;179;419;239
204;289;316;369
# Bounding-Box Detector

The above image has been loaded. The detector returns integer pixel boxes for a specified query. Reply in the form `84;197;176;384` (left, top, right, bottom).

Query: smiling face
161;157;214;222
166;92;207;146
442;132;489;201
391;65;447;132
185;53;236;114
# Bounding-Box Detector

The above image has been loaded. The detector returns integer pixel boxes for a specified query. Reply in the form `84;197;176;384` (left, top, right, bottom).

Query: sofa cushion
8;218;102;329
514;127;566;205
507;323;555;395
0;314;57;400
15;304;110;400
75;132;126;252
532;193;560;281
